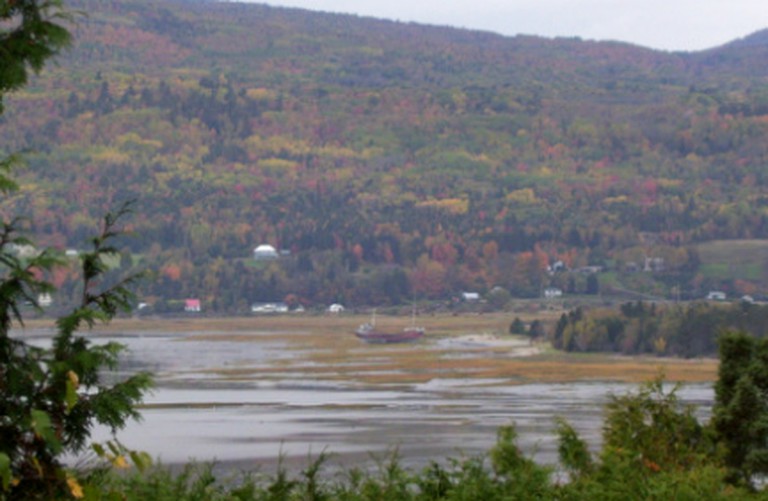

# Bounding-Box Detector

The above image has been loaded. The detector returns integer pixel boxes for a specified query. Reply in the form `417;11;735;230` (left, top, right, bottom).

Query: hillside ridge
2;0;768;312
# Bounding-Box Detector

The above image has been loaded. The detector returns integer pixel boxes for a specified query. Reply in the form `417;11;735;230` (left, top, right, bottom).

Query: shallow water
23;329;713;472
86;378;712;474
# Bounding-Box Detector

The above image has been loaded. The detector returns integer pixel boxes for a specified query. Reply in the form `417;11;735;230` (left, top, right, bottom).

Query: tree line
551;300;768;357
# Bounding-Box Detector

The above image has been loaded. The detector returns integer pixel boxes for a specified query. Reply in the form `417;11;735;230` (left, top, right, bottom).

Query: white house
327;303;345;313
38;293;52;307
461;292;480;302
544;287;563;299
10;244;40;258
253;244;279;260
575;266;603;274
547;261;567;274
644;257;665;272
251;302;289;313
706;291;726;301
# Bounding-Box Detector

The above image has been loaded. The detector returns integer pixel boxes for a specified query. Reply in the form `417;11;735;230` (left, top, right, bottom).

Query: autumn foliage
2;0;768;310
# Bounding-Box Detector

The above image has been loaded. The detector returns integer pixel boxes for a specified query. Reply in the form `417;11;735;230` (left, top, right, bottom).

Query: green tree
0;0;73;114
1;205;152;499
713;330;768;487
558;377;731;500
601;378;712;472
1;0;74;195
509;316;525;335
490;425;554;499
585;273;599;295
0;2;152;498
527;319;544;340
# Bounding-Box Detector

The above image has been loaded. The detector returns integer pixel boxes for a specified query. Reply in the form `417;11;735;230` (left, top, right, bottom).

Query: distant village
14;243;752;316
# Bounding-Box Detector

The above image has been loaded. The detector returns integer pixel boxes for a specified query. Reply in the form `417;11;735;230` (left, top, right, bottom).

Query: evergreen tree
527;319;544;340
0;0;72;113
586;273;600;295
509;316;525;335
713;331;768;487
0;3;152;498
1;205;152;499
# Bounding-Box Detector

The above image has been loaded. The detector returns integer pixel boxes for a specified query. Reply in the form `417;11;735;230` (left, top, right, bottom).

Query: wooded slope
2;0;768;310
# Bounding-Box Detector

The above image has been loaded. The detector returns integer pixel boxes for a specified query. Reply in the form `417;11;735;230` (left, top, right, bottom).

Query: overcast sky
248;0;768;52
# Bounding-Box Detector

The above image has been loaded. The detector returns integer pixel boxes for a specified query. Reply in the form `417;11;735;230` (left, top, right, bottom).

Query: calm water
23;329;713;472
91;379;712;473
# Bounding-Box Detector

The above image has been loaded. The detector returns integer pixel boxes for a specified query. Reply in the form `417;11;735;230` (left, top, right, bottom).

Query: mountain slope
2;0;768;310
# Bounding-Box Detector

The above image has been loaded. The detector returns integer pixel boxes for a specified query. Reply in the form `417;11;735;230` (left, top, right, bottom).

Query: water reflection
96;377;712;471
22;329;713;471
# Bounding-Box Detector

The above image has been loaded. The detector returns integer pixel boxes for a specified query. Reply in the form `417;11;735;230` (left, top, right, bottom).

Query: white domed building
253;244;279;260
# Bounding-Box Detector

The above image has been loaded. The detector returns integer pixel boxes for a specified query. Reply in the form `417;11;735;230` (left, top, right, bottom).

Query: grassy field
697;239;768;280
20;313;719;385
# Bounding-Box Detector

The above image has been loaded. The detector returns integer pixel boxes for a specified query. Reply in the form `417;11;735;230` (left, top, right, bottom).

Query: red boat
355;310;425;344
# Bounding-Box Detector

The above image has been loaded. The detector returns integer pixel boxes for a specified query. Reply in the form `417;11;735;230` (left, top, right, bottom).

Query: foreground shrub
557;377;753;500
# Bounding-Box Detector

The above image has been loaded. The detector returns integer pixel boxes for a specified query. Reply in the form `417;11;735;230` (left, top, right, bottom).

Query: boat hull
355;326;424;344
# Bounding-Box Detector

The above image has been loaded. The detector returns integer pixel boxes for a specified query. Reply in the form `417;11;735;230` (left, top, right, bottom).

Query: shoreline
15;314;719;385
44;314;716;473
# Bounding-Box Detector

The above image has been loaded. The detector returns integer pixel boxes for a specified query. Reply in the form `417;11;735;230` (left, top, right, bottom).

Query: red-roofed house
185;299;201;312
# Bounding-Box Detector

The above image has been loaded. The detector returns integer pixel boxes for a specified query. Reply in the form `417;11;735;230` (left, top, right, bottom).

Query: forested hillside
2;0;768;312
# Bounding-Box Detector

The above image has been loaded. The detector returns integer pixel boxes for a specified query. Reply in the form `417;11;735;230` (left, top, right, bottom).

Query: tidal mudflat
18;315;717;473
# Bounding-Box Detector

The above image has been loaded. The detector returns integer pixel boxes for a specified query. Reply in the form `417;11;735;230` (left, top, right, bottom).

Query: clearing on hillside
697;239;768;281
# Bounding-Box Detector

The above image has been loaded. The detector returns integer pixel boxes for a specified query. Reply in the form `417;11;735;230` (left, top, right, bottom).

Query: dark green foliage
84;431;556;501
552;308;583;352
414;462;451;500
601;378;712;472
0;0;73;113
713;331;768;487
0;205;152;499
490;425;553;499
551;301;768;356
555;417;593;478
559;377;748;500
300;452;331;501
509;316;525;335
83;463;232;501
527;319;544;339
1;3;151;497
0;154;20;194
585;274;599;295
437;457;500;500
